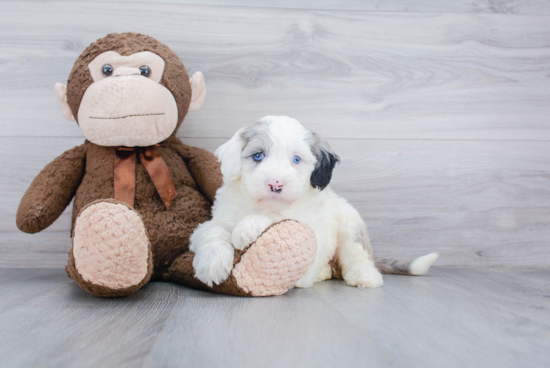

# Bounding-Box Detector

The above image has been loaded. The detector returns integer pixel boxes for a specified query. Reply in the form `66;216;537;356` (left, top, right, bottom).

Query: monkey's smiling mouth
89;113;165;120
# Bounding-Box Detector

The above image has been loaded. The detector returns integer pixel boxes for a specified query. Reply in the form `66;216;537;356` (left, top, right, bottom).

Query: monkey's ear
188;72;206;112
54;83;75;121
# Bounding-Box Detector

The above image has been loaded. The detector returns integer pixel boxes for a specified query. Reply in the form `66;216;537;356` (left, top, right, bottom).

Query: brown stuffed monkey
16;33;316;297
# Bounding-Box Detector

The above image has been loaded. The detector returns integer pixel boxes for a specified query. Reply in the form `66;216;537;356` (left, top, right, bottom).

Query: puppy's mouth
258;193;293;205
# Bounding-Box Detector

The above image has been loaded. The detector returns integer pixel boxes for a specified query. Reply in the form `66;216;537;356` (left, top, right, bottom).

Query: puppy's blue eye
293;155;302;164
253;152;264;162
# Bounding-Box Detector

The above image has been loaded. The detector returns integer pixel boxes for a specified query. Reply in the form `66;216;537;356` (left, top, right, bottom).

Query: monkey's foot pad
232;220;317;296
73;200;151;290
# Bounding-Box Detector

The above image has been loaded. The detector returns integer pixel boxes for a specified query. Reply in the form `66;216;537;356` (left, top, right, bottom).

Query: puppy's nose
268;179;284;193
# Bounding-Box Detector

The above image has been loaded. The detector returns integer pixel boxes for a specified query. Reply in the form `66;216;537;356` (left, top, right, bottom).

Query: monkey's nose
114;67;141;77
267;179;284;193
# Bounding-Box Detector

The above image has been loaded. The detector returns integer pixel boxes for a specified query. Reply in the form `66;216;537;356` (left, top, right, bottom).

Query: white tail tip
409;253;439;276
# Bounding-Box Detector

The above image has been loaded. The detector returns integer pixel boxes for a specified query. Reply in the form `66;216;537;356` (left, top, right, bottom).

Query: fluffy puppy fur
191;116;437;288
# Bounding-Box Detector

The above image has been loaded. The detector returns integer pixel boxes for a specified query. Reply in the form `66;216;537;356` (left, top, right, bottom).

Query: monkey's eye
140;66;151;77
253;152;264;162
102;64;113;76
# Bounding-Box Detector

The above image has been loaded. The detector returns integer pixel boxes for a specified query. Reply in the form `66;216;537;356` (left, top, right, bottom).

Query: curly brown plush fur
16;33;317;298
66;32;192;135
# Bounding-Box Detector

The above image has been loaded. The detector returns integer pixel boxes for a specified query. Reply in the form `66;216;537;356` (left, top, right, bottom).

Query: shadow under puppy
192;116;439;289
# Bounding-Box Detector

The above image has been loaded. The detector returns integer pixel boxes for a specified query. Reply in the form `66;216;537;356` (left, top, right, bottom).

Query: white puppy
190;116;438;288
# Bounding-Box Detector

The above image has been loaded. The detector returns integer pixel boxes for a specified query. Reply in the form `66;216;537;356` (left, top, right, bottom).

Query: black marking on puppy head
309;133;340;191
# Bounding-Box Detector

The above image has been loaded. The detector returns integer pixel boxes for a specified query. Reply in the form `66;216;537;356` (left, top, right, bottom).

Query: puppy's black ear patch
311;150;340;191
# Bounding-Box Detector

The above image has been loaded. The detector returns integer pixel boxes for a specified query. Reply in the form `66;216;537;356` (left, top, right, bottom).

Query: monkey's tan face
77;51;178;147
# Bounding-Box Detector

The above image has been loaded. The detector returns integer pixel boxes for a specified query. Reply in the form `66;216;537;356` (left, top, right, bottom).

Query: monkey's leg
165;220;317;296
66;199;153;297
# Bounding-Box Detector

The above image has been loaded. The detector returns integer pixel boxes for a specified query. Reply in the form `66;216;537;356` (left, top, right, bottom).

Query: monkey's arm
16;144;87;234
171;139;223;203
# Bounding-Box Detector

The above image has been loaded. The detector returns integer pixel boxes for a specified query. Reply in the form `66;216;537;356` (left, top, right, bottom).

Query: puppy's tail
374;253;439;275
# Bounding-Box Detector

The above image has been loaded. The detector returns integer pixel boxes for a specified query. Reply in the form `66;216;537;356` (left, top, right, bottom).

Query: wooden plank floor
0;267;548;368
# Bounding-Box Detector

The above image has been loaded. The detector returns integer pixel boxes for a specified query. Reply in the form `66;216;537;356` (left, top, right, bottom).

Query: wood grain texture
0;270;180;368
1;1;549;268
0;267;548;368
0;268;66;314
23;0;550;15
1;2;550;140
144;287;394;368
3;136;549;268
313;267;550;368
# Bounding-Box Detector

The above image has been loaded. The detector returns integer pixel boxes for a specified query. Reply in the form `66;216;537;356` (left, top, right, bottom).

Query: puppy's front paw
192;241;234;287
344;264;384;289
231;215;273;250
293;278;315;289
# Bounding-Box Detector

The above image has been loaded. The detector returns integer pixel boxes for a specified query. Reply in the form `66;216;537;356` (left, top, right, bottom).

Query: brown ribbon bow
114;145;176;210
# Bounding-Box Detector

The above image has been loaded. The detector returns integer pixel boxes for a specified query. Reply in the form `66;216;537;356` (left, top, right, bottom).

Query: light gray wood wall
1;1;549;268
